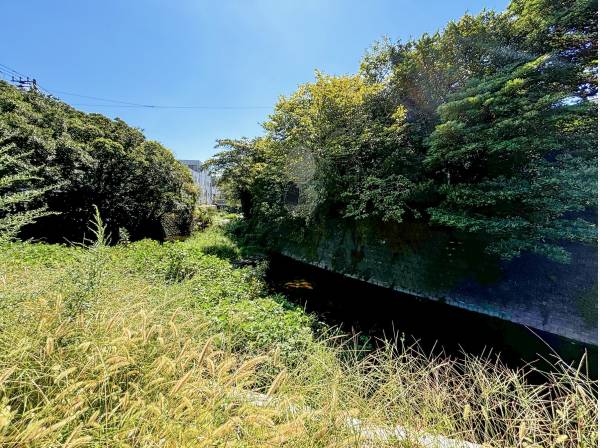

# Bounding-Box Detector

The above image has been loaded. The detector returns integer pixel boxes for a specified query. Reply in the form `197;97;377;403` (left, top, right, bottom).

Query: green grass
0;222;596;447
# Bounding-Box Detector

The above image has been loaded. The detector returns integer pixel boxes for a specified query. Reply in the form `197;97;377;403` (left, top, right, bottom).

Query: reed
0;226;595;447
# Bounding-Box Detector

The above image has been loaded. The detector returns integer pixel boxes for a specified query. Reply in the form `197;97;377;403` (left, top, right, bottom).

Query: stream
266;253;598;378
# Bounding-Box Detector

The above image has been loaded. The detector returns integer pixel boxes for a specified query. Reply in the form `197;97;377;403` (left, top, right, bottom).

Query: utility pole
11;76;38;91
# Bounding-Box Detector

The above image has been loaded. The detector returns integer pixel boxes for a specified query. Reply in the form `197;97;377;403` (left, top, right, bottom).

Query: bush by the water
207;0;597;263
0;221;596;447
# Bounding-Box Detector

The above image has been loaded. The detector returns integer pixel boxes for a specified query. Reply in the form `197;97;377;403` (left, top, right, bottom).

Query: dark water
266;253;598;378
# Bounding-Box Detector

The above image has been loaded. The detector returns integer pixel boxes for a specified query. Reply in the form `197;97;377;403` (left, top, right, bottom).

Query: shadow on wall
272;216;597;345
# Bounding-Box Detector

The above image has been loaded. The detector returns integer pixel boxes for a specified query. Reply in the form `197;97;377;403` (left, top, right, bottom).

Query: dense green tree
0;81;197;242
0;126;53;241
207;137;290;222
426;55;597;261
207;0;598;263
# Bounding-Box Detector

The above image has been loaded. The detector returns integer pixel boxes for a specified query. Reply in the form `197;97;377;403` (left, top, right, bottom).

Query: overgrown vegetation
0;132;52;242
0;219;596;447
0;81;197;242
207;0;597;262
0;1;596;445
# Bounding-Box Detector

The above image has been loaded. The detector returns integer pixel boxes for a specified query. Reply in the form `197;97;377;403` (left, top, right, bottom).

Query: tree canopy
0;81;197;242
207;0;597;263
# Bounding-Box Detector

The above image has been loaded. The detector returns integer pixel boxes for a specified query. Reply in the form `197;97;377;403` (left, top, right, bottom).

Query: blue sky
1;0;508;161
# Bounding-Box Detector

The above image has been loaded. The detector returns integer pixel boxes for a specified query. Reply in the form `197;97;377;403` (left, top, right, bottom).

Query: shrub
0;224;596;447
194;205;215;230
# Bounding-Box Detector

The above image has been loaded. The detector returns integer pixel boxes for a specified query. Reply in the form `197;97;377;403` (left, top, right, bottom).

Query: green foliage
0;130;54;242
0;82;198;242
0;224;596;446
207;0;597;262
427;55;597;261
65;206;110;316
193;204;218;231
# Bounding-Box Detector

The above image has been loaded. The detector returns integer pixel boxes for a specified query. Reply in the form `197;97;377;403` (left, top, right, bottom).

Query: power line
0;63;40;92
0;63;25;78
1;62;272;110
52;90;271;109
69;102;271;110
48;89;155;107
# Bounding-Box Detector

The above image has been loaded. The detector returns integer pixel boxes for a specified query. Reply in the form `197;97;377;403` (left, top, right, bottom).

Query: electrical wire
0;63;50;94
52;90;270;109
1;62;272;110
48;89;155;107
0;63;25;78
69;102;271;110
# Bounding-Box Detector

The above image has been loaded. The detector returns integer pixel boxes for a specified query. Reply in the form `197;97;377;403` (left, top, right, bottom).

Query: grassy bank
0;220;596;447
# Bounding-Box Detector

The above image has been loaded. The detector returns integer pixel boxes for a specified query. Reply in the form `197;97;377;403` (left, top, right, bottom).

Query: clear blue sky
1;0;508;161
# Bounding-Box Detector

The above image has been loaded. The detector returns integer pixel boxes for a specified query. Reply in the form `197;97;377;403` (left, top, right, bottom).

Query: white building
179;159;221;205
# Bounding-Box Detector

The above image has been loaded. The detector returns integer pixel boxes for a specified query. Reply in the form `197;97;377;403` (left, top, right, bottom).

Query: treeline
0;81;197;242
208;0;598;263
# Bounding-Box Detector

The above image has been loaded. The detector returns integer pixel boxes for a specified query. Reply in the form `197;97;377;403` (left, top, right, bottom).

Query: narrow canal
266;253;598;378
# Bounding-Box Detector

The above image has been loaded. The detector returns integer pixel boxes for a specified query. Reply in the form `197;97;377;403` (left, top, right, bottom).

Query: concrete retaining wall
274;218;597;345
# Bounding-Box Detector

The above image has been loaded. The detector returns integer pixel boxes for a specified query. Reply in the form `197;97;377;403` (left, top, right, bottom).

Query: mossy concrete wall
276;218;597;345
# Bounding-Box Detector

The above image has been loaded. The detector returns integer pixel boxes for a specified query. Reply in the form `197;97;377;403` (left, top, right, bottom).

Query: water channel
266;253;598;378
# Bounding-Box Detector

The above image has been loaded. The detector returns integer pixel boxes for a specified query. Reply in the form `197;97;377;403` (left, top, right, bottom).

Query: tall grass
0;221;596;447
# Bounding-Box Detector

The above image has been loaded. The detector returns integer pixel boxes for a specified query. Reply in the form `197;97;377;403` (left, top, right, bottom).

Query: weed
0;224;596;447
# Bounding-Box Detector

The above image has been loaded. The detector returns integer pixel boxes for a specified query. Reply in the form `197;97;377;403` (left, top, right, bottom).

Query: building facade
179;159;221;205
